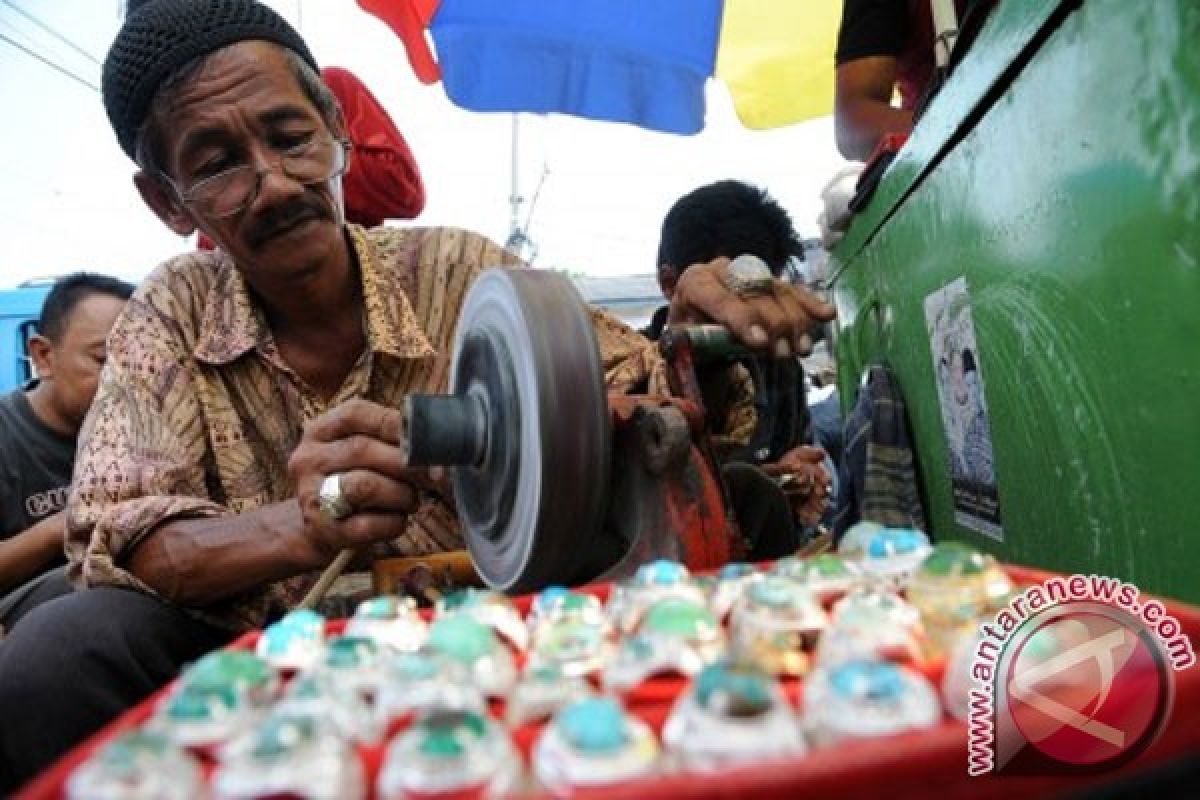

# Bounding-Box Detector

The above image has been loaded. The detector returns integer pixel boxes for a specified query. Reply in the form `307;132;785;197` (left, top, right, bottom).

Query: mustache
245;198;330;249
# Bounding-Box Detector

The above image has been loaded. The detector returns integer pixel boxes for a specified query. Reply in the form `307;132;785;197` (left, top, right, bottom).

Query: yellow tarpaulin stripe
715;0;842;129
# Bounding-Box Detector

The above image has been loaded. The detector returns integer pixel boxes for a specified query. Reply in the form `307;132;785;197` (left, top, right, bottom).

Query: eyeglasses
167;137;351;219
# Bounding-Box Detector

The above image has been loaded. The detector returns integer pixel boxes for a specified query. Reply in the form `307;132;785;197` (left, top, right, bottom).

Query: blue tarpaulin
430;0;723;134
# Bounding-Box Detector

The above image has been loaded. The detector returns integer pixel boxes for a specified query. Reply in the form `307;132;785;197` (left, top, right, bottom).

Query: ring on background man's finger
723;254;775;297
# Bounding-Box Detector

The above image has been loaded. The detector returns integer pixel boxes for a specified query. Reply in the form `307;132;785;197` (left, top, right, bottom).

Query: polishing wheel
403;269;611;593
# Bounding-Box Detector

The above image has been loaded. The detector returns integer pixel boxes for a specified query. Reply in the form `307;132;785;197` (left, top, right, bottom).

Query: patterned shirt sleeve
590;307;669;396
65;268;227;594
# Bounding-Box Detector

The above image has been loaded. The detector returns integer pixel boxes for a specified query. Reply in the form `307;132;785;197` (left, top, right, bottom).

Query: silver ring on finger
318;472;353;522
723;254;775;297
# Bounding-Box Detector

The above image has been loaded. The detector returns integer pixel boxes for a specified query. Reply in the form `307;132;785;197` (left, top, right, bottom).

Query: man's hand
288;398;440;562
760;446;833;529
668;257;836;358
126;398;446;606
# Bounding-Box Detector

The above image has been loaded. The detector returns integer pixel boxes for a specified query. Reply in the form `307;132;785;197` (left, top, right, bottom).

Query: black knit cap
103;0;318;160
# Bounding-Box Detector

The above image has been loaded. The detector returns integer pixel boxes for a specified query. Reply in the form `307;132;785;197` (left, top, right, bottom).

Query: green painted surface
831;0;1200;603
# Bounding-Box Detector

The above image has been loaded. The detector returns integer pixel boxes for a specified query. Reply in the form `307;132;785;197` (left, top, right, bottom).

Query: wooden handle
299;548;355;609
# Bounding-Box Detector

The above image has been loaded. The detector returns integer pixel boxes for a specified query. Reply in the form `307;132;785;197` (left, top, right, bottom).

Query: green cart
830;0;1200;602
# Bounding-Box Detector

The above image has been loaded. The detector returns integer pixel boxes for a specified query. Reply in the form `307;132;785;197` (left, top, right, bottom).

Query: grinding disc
449;269;611;593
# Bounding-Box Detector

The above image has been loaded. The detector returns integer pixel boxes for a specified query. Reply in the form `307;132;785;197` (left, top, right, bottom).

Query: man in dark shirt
834;0;969;160
0;273;133;632
650;180;834;541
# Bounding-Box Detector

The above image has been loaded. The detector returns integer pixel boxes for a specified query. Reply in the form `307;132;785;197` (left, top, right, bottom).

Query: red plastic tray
18;567;1200;799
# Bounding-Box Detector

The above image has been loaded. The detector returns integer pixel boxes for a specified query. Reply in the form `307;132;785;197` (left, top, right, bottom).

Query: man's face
34;293;127;431
148;42;346;286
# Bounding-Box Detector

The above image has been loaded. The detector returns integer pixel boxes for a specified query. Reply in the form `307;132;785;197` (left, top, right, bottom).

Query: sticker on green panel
925;277;1002;540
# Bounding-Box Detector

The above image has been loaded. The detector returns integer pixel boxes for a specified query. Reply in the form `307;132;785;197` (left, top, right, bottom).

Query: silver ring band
318;473;353;522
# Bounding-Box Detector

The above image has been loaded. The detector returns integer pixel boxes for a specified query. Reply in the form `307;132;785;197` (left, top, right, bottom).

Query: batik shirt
66;225;672;631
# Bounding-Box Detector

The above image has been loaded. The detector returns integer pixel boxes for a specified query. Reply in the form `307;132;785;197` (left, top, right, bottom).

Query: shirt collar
192;251;265;365
193;225;436;366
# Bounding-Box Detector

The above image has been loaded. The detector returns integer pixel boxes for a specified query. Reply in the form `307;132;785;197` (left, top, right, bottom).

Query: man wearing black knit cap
0;0;833;786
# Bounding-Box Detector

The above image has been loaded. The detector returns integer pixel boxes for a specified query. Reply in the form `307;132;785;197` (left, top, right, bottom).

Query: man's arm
125;501;316;606
833;0;912;160
96;392;430;608
66;264;432;616
0;511;65;594
835;56;913;161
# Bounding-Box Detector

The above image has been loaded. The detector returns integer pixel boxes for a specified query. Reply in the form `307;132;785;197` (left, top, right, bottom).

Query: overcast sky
0;0;846;288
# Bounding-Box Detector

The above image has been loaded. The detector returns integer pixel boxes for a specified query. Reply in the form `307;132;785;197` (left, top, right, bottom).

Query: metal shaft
660;324;751;365
403;392;488;467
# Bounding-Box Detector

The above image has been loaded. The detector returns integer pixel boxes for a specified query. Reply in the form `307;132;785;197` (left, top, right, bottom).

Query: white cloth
817;164;865;248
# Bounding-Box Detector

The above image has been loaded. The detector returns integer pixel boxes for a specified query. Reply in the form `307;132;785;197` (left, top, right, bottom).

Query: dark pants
0;587;230;793
722;461;799;558
0;564;74;632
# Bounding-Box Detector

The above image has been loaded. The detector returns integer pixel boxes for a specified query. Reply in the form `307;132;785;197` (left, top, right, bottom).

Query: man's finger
305;398;403;445
773;288;817;354
791;447;828;465
750;295;797;357
336;469;419;514
775;283;836;351
762;446;826;474
759;461;791;477
315;434;438;483
335;512;413;548
779;282;836;324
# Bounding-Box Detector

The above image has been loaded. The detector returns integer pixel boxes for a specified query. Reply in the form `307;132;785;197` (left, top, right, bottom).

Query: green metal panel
830;0;1200;602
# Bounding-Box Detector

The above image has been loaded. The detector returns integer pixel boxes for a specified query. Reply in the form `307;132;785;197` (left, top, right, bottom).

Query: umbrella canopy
358;0;842;134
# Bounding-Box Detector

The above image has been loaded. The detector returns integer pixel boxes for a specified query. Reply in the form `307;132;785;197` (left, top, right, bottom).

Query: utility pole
507;114;524;247
505;114;549;263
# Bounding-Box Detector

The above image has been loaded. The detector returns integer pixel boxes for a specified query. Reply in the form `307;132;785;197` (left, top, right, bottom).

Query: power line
0;31;99;92
1;0;101;65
